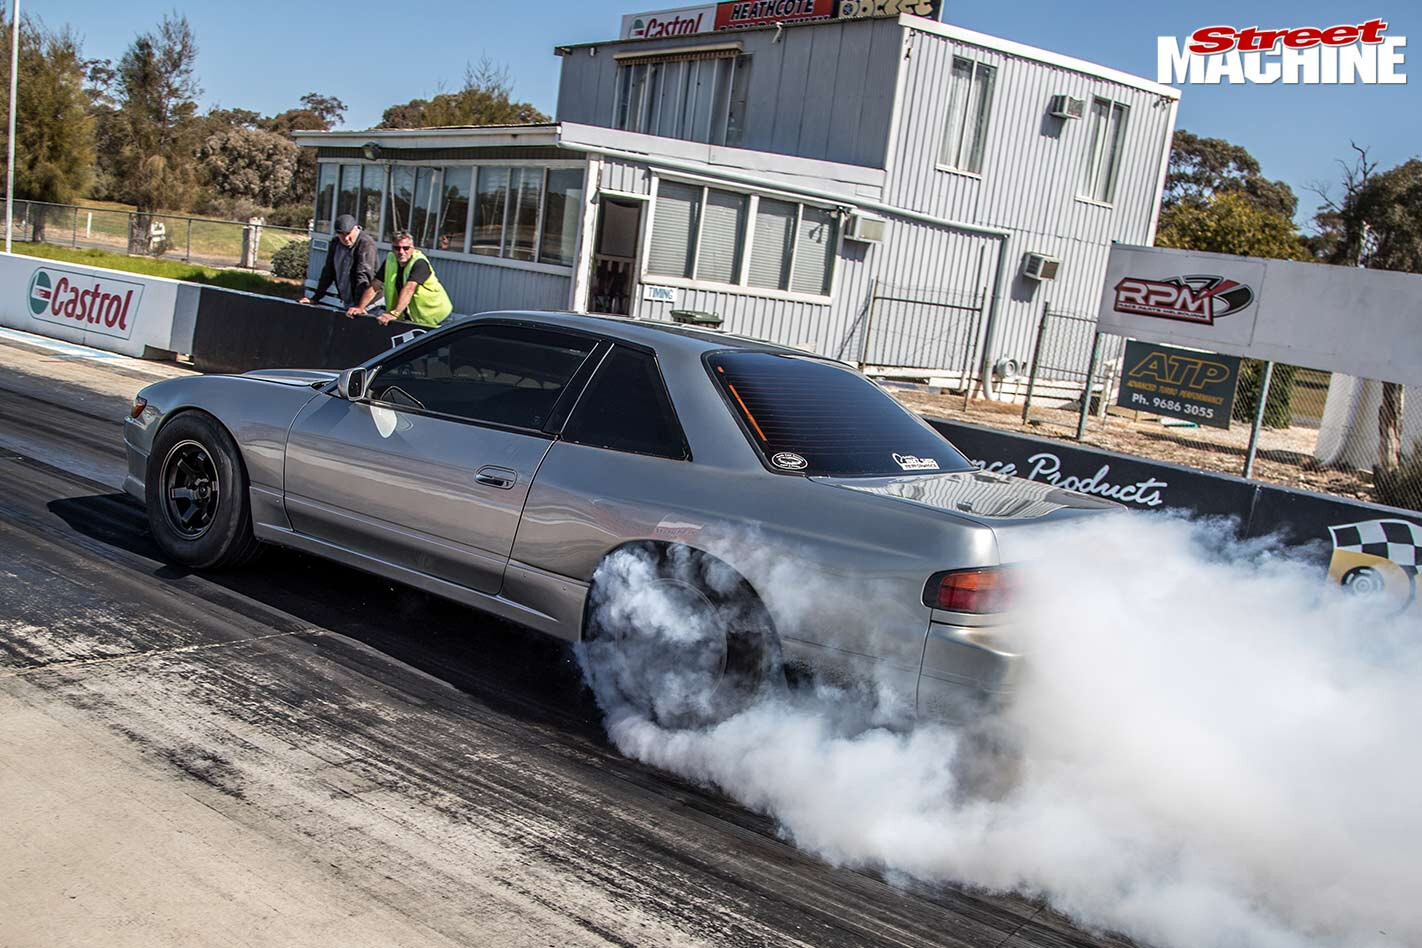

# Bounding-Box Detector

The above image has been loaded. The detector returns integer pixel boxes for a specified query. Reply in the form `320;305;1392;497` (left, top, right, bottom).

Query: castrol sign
27;267;143;340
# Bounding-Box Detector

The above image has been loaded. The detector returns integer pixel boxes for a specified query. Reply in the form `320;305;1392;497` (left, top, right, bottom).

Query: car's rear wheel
583;544;780;728
146;412;261;569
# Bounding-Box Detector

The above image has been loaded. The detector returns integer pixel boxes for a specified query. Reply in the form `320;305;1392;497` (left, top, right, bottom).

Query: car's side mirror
336;367;368;400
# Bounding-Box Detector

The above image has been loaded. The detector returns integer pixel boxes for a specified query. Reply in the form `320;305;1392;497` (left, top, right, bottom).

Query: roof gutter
554;136;1012;397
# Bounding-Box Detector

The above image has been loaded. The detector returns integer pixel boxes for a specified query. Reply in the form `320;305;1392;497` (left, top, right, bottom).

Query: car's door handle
474;466;517;490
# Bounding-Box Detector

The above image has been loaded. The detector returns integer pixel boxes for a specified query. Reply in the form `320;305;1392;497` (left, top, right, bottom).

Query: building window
747;198;795;290
337;163;359;220
540;168;585;266
939;58;995;173
471;165;584;266
614;53;751;147
507;167;544;261
472;167;509;256
436;167;472;253
328;163;383;234
790;206;836;295
358;166;384;235
317;160;580;263
314;164;338;233
649;180;837;297
647;181;700;278
1082;98;1129;204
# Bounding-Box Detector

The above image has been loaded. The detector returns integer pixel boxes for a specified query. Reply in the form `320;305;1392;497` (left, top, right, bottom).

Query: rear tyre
146;412;262;569
583;544;780;728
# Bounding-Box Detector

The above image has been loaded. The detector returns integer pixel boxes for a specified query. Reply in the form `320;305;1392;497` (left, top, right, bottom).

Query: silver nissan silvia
123;311;1114;722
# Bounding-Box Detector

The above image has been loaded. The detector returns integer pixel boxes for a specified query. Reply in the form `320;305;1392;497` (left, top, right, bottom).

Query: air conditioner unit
846;212;886;243
1023;252;1060;281
1049;94;1086;120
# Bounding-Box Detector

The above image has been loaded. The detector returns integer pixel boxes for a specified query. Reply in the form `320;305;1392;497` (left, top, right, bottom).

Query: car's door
283;322;601;595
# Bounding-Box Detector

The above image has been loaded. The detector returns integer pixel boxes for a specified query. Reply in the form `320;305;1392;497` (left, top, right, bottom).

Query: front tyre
146;412;261;569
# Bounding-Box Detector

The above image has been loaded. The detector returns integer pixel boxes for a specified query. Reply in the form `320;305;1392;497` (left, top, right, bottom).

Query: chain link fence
7;200;308;273
933;296;1422;513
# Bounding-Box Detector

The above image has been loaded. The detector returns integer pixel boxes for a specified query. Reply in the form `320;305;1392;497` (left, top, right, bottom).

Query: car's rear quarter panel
514;440;1001;684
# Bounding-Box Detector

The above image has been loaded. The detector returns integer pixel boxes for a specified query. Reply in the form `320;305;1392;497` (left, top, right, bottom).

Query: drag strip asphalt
0;338;1130;948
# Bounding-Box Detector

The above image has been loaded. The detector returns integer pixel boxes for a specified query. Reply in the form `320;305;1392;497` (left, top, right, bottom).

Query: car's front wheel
582;544;780;728
146;411;261;569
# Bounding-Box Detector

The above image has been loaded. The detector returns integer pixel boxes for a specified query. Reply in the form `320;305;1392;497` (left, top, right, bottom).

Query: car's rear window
707;351;974;477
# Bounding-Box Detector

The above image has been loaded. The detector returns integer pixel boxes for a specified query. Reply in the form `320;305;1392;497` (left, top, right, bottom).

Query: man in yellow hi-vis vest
350;230;453;326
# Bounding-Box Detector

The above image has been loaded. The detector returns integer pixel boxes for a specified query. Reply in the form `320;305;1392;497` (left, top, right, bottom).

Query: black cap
334;213;358;234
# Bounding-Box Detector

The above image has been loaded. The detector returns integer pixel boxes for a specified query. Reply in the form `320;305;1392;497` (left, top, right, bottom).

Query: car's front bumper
122;415;154;503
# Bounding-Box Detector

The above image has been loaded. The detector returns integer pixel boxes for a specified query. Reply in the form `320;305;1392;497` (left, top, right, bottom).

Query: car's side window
562;346;688;459
369;325;597;430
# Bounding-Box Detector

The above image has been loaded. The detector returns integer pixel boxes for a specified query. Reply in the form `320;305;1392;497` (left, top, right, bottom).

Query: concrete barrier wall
188;287;405;374
0;252;195;358
929;418;1422;569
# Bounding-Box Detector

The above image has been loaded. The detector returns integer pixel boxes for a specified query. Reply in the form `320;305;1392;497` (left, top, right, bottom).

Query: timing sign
1116;339;1241;429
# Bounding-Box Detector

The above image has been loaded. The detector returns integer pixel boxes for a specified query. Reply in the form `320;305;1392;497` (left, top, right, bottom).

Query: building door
588;196;642;315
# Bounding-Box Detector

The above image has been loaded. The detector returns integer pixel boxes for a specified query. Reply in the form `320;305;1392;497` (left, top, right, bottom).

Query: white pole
5;0;18;253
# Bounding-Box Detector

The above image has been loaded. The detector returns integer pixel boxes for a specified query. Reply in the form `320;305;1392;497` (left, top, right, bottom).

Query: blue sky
35;0;1421;231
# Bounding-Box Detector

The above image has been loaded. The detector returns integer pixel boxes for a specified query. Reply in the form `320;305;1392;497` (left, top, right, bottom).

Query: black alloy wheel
145;411;262;569
161;439;222;539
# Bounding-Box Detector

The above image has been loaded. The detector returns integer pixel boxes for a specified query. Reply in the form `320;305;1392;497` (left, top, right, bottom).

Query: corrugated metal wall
607;164;995;371
556;18;902;168
884;25;1174;372
439;259;572;314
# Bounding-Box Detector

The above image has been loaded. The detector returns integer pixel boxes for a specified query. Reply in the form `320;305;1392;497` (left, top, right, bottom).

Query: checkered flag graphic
1328;519;1422;573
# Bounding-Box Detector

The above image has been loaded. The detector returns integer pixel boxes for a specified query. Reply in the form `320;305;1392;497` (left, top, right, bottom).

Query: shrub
1232;360;1296;428
266;201;313;228
270;238;310;279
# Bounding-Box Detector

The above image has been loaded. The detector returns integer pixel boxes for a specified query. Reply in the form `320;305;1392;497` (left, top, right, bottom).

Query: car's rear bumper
916;619;1019;720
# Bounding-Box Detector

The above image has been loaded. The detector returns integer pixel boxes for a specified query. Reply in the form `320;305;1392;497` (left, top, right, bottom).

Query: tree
0;19;95;241
298;92;346;128
379;60;549;129
109;14;202;251
1155;135;1311;429
1163;130;1297;219
1312;149;1422;488
259;92;346;221
1156;191;1309;261
198;125;299;207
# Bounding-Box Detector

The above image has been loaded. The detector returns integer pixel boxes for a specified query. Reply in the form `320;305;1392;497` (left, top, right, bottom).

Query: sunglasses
394;244;414;252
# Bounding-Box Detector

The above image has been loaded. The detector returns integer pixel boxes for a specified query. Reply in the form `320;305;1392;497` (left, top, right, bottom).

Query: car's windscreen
707;351;974;477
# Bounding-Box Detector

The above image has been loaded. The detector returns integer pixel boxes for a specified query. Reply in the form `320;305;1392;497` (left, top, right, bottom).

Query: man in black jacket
299;214;381;314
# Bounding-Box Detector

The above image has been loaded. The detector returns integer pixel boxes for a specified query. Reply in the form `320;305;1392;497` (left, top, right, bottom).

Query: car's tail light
129;396;148;419
923;567;1016;614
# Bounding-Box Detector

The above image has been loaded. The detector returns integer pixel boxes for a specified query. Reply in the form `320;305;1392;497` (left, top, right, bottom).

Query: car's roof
451;310;816;360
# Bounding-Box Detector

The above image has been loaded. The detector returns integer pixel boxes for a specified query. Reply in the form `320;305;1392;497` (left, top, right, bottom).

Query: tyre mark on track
0;378;1129;948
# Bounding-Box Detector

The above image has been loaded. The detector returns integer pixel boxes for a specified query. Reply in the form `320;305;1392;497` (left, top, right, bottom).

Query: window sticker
772;452;808;471
893;453;941;472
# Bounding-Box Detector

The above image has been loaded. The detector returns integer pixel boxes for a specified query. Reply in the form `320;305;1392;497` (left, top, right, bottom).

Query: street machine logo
1112;274;1254;325
27;267;144;340
1159;18;1407;84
